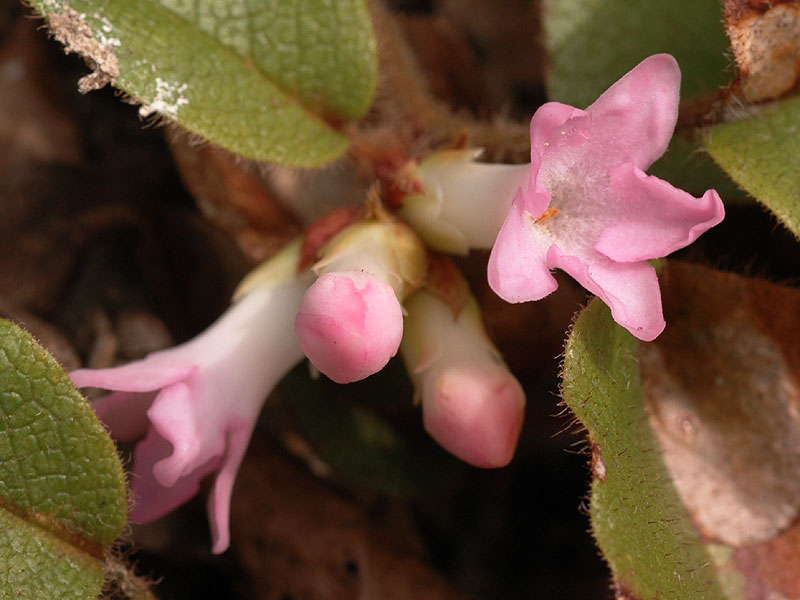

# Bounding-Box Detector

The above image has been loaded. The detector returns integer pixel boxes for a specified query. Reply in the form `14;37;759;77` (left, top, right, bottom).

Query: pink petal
536;54;680;178
530;102;586;169
583;54;681;170
70;362;194;393
129;427;220;524
147;381;224;487
487;189;559;303
595;163;725;262
92;391;157;442
423;366;526;468
548;246;665;341
207;423;253;554
295;272;403;383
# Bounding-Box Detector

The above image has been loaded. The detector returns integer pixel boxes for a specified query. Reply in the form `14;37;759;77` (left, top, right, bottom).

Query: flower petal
548;246;665;341
488;189;559;303
595;163;725;262
549;54;681;173
530;102;586;167
148;381;225;487
129;427;220;524
70;362;194;393
207;423;253;554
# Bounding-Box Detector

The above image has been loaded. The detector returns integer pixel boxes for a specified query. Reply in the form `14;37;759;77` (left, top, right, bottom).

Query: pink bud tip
423;366;525;468
295;271;404;384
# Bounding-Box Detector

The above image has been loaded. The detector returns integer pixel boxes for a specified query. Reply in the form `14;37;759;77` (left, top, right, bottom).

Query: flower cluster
71;54;723;553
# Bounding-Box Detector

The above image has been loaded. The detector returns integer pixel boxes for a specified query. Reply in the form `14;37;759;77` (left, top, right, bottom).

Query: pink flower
297;220;427;383
295;270;404;384
401;289;526;468
488;54;724;340
70;270;311;553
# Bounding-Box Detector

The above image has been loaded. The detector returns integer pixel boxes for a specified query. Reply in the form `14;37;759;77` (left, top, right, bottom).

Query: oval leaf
29;0;378;167
562;300;724;599
704;96;800;239
0;319;127;598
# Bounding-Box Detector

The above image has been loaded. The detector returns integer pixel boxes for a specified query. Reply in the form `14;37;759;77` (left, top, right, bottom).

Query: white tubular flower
71;239;312;554
398;148;530;254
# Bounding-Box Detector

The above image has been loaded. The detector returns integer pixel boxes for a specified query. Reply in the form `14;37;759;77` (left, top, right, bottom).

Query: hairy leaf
0;320;127;599
705;96;800;239
29;0;378;167
562;300;724;599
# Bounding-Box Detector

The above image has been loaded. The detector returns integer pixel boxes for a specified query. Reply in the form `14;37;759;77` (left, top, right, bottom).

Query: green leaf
704;96;800;239
30;0;378;167
543;0;729;107
561;300;724;599
649;134;749;204
0;319;127;599
279;359;464;497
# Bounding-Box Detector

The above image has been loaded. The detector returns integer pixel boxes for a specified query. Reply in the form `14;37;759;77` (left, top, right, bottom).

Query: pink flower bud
401;289;526;468
423;364;525;468
295;271;403;384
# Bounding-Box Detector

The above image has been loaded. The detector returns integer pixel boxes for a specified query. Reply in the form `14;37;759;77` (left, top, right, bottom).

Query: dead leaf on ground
231;434;477;600
642;261;800;550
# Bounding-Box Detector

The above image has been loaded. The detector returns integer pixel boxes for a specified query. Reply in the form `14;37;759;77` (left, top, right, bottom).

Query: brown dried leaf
725;0;800;102
642;261;800;547
0;298;80;371
439;0;542;114
231;435;476;600
46;6;120;93
0;167;140;313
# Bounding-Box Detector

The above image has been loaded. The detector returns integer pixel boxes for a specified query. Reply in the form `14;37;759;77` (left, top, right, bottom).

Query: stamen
533;207;561;224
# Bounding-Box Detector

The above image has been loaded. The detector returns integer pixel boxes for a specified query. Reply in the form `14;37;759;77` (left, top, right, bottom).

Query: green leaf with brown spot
704;96;800;239
29;0;378;167
561;300;724;599
0;319;127;599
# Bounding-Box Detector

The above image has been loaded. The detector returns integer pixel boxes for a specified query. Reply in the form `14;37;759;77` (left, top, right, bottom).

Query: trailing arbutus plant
0;0;797;597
